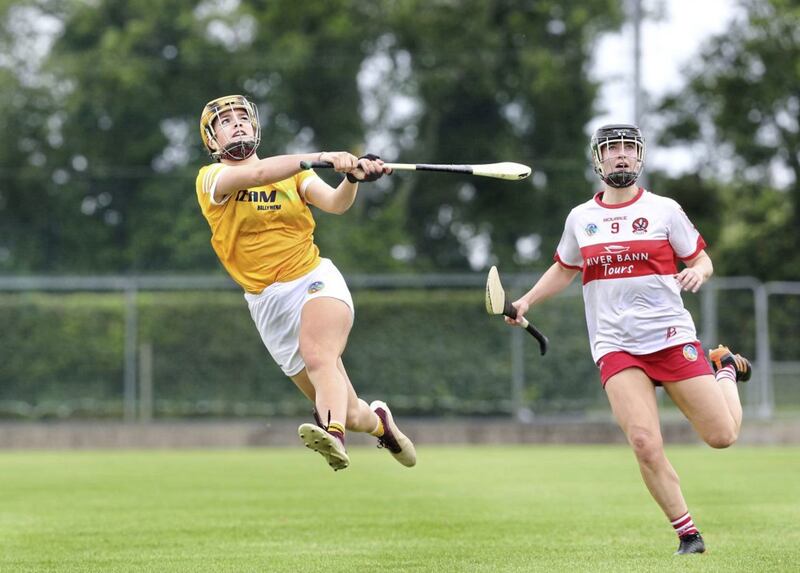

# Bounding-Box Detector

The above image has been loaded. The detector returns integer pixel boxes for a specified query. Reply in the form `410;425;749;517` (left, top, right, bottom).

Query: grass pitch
1;445;798;572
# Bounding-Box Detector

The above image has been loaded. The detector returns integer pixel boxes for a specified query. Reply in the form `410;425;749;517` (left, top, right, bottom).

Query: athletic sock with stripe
671;511;699;537
326;421;346;445
715;364;737;384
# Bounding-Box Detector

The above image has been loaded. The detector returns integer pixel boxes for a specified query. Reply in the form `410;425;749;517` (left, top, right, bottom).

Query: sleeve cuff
299;174;320;201
553;252;582;271
678;236;707;261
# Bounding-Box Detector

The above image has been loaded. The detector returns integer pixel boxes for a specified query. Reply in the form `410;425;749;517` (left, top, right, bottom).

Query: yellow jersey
195;163;321;293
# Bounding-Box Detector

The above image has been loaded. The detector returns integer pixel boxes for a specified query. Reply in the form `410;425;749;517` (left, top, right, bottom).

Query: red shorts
597;341;713;387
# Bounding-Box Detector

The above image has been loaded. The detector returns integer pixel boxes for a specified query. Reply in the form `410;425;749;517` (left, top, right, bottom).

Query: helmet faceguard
590;124;646;188
200;95;261;161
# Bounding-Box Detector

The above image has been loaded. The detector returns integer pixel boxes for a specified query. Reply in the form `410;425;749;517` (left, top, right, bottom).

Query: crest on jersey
585;223;598;236
632;217;649;234
308;281;325;294
682;344;698;362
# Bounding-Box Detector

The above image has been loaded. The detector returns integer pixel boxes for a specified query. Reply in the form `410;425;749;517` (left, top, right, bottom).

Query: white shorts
244;258;354;377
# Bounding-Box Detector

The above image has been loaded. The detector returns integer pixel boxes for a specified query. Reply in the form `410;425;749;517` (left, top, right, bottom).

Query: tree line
0;0;796;280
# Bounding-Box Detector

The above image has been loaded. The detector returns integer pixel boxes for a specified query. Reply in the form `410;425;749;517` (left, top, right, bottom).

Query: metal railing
0;274;793;421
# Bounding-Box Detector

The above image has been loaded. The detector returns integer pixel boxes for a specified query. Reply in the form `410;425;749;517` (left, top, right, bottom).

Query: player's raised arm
213;153;333;202
304;154;391;214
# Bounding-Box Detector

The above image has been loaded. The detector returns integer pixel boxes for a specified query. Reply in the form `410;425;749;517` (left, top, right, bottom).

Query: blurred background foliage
1;0;795;279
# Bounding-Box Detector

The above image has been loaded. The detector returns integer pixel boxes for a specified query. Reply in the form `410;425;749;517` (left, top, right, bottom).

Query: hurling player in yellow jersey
196;95;416;471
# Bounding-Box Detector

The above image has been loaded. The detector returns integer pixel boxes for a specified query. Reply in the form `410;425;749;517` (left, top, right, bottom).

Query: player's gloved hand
346;153;392;183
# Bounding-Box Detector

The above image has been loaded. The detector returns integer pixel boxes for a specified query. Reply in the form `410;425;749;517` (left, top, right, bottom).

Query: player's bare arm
213;152;358;203
676;250;713;293
505;262;580;326
304;156;391;215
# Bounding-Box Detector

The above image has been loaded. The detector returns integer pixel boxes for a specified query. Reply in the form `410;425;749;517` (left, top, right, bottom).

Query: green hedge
0;293;125;416
0;285;790;419
138;289;601;417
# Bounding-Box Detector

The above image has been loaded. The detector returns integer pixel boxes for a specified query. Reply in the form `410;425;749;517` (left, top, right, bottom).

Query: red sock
671;511;699;537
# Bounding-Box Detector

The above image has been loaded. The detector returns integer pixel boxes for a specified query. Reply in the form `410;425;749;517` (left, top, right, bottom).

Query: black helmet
590;124;646;188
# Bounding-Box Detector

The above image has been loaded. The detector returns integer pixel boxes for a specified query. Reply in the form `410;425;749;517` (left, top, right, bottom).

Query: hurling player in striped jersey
505;124;751;555
196;95;416;472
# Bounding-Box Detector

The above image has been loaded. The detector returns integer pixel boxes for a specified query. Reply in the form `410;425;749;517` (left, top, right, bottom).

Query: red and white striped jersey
555;188;706;362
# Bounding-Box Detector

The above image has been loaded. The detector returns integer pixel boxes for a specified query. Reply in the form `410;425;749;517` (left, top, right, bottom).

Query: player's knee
628;428;663;465
300;352;324;373
705;428;738;449
299;344;335;373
